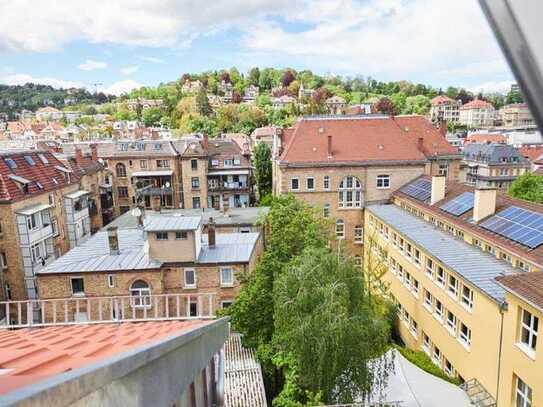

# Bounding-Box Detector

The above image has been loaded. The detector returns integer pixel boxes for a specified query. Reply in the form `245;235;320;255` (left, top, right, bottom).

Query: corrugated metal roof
38;229;162;274
367;204;514;303
199;233;259;263
144;216;202;232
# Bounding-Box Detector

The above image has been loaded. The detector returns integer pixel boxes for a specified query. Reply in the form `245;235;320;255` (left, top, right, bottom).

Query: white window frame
220;267;234;287
435;300;444;322
519;308;539;354
184;268;197;289
426;258;434;279
338;176;362;209
436;266;445;288
27;213;38;230
176;231;188;240
423;290;433;311
130;281;152;308
156;232;168;240
459;322;471;348
422;332;431;354
221;300;233;309
516;376;533;407
336;219;345;240
107;274;115;288
446;310;457;336
323;203;330;218
376;174;390;189
448;275;459;299
323;175;330;191
354;225;364;244
461;285;473;310
306;177;315;191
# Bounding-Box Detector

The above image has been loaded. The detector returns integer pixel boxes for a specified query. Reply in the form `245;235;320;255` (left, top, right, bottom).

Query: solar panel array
399;178;432;202
440;192;474;216
480;206;543;249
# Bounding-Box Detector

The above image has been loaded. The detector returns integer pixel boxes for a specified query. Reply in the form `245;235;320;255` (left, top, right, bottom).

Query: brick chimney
107;226;119;255
75;147;83;164
90;144;98;161
327;135;333;158
473;187;497;223
208;217;216;248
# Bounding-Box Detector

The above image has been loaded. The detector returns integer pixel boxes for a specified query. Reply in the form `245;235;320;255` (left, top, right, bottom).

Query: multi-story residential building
326;95;347;114
181;79;204;94
459;99;496;128
462;143;530;189
271;95;296;109
429;95;461;124
36;213;263;314
100;140;180;216
126;98;163;112
274;115;461;256
0;150;91;303
35;107;64;122
367;175;543;405
251;126;281;151
243;84;259;101
499;103;535;128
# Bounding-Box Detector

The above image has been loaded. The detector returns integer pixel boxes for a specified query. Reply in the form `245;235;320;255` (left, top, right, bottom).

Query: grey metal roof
367;204;516;303
463;143;528;165
15;203;52;215
64;190;89;199
38;229;162;274
144;216;202;232
198;233;259;264
109;207;269;230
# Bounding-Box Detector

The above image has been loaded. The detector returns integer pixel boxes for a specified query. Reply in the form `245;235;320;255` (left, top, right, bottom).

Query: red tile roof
0;151;78;202
518;145;543;161
496;271;543;311
0;320;211;395
460;99;495;110
465;133;507;145
431;95;455;106
279;115;458;165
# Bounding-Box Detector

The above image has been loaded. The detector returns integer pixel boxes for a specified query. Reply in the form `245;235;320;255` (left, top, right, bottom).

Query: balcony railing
0;293;216;328
208;182;248;191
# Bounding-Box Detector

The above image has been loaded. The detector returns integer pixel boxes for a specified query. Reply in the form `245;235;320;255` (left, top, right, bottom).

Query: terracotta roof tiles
497;271;543;311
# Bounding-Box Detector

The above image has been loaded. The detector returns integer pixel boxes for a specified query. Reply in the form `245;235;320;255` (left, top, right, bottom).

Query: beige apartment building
36;212;263;316
274;115;461;256
430;95;461;124
0;150;91;303
366;175;543;406
459;99;496;128
499;103;535;128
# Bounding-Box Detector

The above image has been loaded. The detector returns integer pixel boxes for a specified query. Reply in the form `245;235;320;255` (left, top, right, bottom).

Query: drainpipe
496;300;507;405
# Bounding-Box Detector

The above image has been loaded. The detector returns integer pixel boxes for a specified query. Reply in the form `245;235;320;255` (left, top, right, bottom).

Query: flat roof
144;216;201;232
367;204;516;303
132;170;173;177
38;228;162;274
64;190;89;200
199;233;260;264
15;203;52;216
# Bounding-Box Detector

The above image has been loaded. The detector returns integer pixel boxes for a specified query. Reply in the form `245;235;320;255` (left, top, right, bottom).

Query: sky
0;0;516;96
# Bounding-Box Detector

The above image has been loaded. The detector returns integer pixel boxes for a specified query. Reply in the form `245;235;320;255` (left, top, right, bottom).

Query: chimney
208;217;216;248
473;187;497;223
417;137;425;154
107;226;119;255
430;176;446;205
327;135;333;158
75;147;83;164
203;134;209;151
90;144;98;161
439;120;447;137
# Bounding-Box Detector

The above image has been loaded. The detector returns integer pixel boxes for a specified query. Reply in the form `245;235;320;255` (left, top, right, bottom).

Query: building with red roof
459;99;496;128
430;95;461;124
464;132;507;145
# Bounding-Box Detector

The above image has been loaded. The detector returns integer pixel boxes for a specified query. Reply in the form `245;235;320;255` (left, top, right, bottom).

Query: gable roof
431;95;456;106
463;143;529;165
460;99;495;110
465;133;507;145
496;271;543;311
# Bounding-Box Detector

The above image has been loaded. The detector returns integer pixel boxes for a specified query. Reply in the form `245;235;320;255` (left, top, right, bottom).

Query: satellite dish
165;181;170;188
131;207;142;217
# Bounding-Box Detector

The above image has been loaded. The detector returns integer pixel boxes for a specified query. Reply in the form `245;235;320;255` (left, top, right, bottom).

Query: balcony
136;185;173;196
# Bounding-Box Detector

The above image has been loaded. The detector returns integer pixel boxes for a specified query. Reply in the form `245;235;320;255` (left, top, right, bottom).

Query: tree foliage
374;97;396;115
253;142;273;197
508;173;543;203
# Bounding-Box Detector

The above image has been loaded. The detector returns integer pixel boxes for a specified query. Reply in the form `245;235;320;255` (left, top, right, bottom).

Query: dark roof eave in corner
279;159;429;168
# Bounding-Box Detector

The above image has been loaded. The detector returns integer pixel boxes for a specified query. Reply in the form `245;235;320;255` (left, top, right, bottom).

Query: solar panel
399;178;431;202
480;206;543;249
440;192;474;216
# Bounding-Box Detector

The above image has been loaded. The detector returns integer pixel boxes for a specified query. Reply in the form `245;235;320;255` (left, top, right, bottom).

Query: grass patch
394;345;462;386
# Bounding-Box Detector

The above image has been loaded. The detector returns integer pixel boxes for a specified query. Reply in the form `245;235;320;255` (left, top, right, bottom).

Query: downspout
496;300;507;406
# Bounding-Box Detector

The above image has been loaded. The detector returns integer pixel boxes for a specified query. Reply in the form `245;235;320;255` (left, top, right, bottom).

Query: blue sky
0;0;515;95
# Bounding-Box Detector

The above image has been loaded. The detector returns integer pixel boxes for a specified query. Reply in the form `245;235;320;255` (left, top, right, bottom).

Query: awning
132;170;173;177
208;169;249;176
16;203;52;216
65;190;89;199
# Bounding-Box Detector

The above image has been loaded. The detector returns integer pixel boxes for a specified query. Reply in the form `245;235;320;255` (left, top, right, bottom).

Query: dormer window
23;155;35;166
37;153;49;164
4;158;17;170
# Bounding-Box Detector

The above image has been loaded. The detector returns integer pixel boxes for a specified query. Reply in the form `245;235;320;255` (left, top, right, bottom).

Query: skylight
4;158;17;170
23;155;36;166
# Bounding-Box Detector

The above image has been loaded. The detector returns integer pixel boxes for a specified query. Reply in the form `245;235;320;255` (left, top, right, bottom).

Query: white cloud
0;73;83;89
120;66;140;75
100;80;143;96
78;59;107;71
469;80;515;94
138;56;165;64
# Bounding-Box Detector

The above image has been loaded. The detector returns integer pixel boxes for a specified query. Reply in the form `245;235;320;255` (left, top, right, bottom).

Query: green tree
196;89;212;117
253;142;272;198
248;67;261;86
508;173;543;203
404;95;431;115
142;107;163;126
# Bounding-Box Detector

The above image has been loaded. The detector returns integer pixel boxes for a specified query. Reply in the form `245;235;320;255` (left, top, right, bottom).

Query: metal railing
0;293;217;328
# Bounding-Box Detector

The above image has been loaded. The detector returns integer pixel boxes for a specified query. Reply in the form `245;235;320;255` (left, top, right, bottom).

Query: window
176;231;187;240
130;280;151;308
323;175;330;190
444;359;454;376
446;310;457;335
189;301;198;317
156;232;168;240
140;160;147;169
192;197;201;209
117;187;128;198
71;278;84;296
517;260;530;272
224;159;234;167
397;264;404;280
220;267;234;286
191;159;198;170
501;252;512;264
435;300;444;321
406;242;412;259
156;159;170;168
323;203;330;218
460;323;471;347
221;300;233;309
412;279;419;296
448;275;458;298
128;160;133;167
48;193;55;207
191;177;200;189
306;177;315;191
291;178;299;191
410;318;418;337
354;225;363;243
0;252;7;269
398;237;404;253
4;158;17;169
426;258;434;278
422;332;431;353
184;268;196;288
424;290;433;311
354;255;362;266
115;163;126;177
433;346;441;366
390;258;397;274
37;153;48;164
336;219;345;239
461;285;473;309
376;175;390;189
516;376;532;407
414;249;421;265
27;213;38;230
519;308;538;353
439;162;449;177
30;242;42;264
436;266;445;287
107;275;115;288
23;155;35;166
338;176;362;208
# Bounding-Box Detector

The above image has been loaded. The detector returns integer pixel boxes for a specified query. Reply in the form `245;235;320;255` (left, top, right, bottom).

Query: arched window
116;163;127;177
130;279;151;308
338;176;362;208
336;219;345;239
